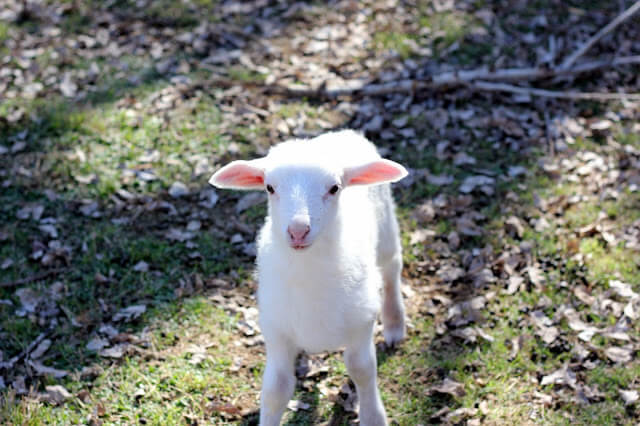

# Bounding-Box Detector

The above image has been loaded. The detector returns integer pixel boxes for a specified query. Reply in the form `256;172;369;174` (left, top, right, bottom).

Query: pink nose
287;218;310;244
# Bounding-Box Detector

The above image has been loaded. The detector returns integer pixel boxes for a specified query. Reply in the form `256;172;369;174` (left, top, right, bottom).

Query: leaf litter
0;0;640;423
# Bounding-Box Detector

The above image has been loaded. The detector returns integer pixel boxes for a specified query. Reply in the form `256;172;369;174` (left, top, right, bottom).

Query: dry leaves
430;377;466;398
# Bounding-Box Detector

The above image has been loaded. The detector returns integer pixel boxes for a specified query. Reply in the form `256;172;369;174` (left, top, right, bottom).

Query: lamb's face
265;165;342;250
208;133;409;252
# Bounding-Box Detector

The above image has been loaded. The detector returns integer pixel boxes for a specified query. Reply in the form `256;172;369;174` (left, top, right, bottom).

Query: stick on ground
469;81;640;101
266;56;640;99
560;0;640;69
0;268;66;289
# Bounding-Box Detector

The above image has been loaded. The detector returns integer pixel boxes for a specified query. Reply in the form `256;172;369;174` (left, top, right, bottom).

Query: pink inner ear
234;174;264;185
218;168;264;186
212;162;264;188
348;161;404;185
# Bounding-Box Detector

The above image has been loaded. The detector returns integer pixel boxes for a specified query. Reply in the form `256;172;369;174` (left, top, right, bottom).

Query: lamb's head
209;136;407;250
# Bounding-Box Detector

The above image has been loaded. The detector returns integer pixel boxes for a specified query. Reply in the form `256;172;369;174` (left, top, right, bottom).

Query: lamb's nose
287;217;310;243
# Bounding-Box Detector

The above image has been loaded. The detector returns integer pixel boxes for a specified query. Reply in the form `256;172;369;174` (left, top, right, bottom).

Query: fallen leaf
132;261;149;272
620;389;639;405
573;286;595;305
426;173;454;186
505;275;524;295
336;382;358;412
168;181;189;198
527;266;545;287
447;231;460;250
409;228;436;244
530;310;559;344
165;227;195;241
199;188;219;209
15;288;41;313
287;400;311;412
430;377;466;397
38;224;58;238
186;344;208;365
456;216;483;237
605;346;633;363
438;264;465;282
45;385;72;404
609;280;638;299
86;337;110;352
413;201;435;223
77;389;91;403
446;407;478;422
508;165;527;177
541;365;576;388
79;202;101;218
99;344;127;358
505;216;525;238
533;391;553;406
186;220;201;231
113;305;146;322
28;360;68;378
453;152;476;166
60;73;77;97
459;175;495;194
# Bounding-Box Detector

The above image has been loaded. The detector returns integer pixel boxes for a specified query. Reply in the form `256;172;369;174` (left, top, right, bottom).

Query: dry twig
269;56;640;99
560;0;640;69
0;332;49;370
0;268;66;289
469;81;640;101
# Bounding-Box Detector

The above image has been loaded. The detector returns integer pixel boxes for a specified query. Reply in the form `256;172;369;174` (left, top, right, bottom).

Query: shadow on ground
2;0;640;424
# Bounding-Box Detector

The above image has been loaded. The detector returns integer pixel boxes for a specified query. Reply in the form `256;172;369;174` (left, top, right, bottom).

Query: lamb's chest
258;267;381;353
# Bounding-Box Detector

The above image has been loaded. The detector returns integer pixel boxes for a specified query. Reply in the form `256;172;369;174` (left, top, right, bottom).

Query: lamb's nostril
287;223;310;242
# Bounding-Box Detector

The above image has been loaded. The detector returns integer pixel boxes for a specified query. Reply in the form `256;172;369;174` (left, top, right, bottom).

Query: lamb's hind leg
381;254;406;345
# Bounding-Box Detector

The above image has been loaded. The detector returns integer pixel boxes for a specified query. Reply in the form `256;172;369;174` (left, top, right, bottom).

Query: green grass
373;32;419;59
2;1;640;424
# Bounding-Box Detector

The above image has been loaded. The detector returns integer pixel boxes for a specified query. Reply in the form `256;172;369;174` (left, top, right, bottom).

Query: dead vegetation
1;0;640;424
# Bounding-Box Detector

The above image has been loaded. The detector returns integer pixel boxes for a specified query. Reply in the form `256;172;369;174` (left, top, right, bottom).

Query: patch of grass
0;295;250;424
227;67;267;83
0;22;10;45
580;238;640;284
420;12;472;48
373;32;418;59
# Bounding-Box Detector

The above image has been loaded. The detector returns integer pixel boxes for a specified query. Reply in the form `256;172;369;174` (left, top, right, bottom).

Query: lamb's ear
344;159;408;186
208;160;265;190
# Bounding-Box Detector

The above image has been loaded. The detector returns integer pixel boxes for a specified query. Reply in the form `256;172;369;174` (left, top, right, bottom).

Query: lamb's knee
262;369;294;406
345;349;376;386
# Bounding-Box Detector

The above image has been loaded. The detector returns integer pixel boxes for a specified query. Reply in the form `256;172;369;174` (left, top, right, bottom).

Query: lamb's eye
328;185;340;195
266;184;275;194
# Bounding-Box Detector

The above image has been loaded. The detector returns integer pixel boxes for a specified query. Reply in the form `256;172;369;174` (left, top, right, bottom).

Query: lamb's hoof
383;323;406;347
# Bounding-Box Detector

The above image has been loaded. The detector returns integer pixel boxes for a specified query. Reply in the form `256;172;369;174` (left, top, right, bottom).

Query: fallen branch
0;268;66;288
560;0;640;70
0;332;48;370
269;55;640;98
469;81;640;101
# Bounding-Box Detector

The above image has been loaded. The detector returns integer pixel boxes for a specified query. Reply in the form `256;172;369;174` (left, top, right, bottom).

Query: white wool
210;130;407;426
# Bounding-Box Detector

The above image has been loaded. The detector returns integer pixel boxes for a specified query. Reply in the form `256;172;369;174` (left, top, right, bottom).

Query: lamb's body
209;130;406;426
258;183;396;353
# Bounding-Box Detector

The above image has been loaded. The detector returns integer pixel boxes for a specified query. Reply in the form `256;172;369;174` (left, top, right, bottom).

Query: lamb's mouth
291;244;310;250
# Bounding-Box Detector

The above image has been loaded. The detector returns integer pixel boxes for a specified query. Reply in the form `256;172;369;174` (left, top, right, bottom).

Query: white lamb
209;130;408;426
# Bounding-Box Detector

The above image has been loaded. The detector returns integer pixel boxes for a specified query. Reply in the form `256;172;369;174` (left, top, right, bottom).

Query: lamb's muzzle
286;215;311;249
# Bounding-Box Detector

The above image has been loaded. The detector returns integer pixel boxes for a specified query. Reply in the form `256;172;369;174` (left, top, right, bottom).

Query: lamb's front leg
344;323;387;426
260;338;296;426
